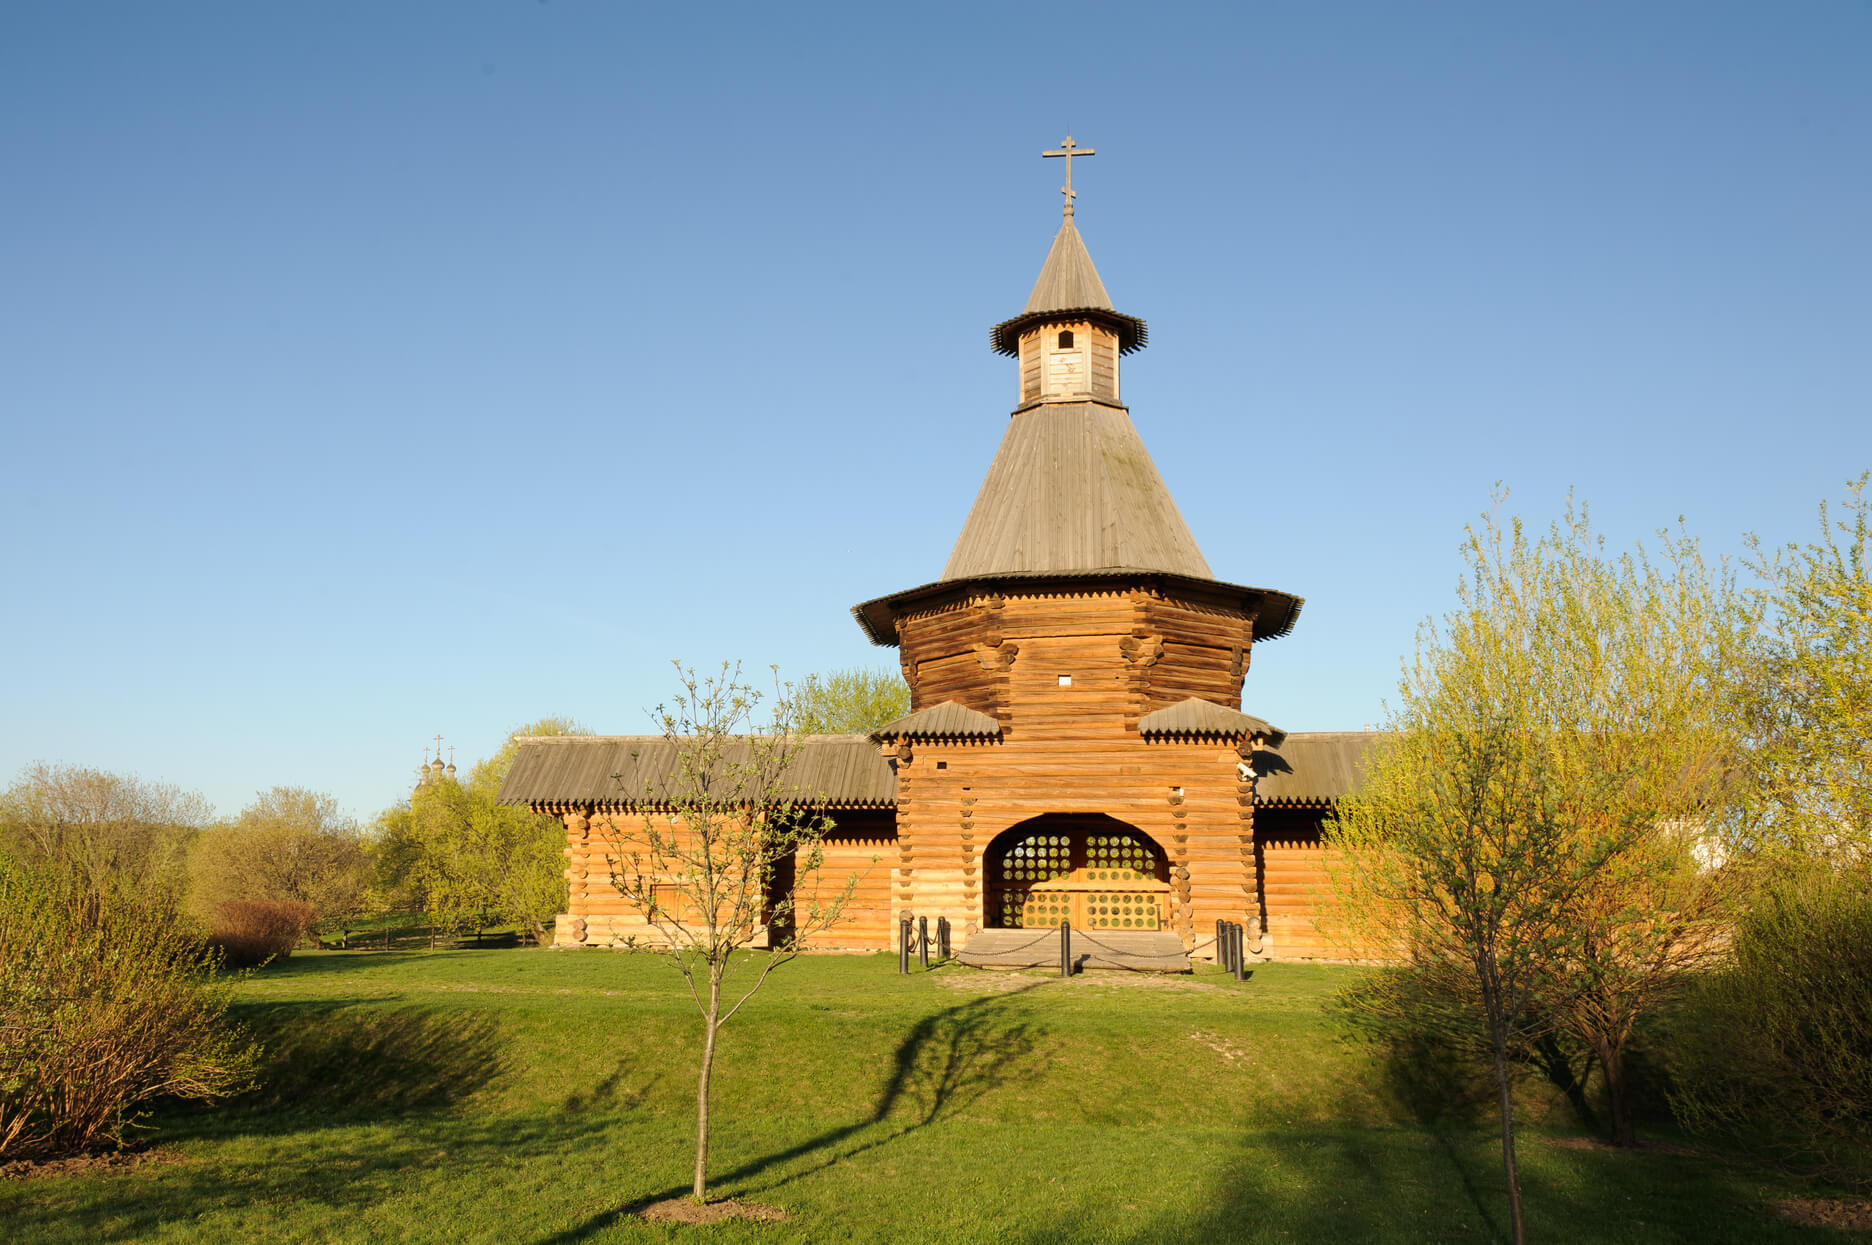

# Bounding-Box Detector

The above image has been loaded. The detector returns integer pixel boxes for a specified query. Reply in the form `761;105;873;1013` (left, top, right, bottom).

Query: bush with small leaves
0;858;257;1159
205;898;318;969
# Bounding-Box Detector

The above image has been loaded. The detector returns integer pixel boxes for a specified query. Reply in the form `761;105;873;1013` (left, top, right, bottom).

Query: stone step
957;928;1191;974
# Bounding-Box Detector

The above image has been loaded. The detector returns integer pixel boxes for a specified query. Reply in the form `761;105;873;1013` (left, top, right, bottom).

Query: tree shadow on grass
165;1001;510;1134
538;980;1049;1242
560;1056;658;1115
240;948;460;981
1019;1122;1829;1245
1;1110;629;1244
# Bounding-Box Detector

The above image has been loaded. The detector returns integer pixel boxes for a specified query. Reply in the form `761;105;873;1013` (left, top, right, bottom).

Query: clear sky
3;2;1868;823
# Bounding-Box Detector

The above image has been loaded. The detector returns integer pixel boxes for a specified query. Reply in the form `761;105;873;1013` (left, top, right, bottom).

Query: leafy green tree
791;666;909;735
1330;497;1737;1239
374;718;589;943
189;787;370;927
607;662;856;1204
1735;473;1872;859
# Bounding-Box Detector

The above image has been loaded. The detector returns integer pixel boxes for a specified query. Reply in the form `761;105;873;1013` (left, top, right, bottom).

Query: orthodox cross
1042;134;1094;217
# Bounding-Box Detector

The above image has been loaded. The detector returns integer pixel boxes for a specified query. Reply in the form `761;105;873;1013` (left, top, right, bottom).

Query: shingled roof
1137;698;1285;746
870;701;1003;741
497;735;897;810
938;400;1213;583
497;729;1385;810
989;217;1147;355
1251;732;1388;806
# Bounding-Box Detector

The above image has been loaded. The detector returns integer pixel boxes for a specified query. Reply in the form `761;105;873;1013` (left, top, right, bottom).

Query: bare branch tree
607;661;856;1204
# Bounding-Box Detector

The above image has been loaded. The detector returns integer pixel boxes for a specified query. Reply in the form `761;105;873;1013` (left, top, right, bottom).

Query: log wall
892;582;1265;958
549;807;897;951
1254;806;1359;960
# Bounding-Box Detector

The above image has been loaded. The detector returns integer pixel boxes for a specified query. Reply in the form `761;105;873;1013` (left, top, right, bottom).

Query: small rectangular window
1058;674;1073;687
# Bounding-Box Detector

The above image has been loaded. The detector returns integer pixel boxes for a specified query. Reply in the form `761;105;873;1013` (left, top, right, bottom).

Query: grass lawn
3;949;1853;1243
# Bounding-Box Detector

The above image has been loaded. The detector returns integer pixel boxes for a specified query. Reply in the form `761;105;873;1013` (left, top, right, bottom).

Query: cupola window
1057;330;1075;348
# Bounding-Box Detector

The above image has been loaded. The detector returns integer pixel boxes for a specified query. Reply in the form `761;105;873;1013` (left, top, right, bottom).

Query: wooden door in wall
986;815;1171;931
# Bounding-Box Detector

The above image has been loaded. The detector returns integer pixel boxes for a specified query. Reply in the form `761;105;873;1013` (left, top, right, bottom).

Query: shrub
1669;865;1872;1187
0;857;257;1159
206;898;317;969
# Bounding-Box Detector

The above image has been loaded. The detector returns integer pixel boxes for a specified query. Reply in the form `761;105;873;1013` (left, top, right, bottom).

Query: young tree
791;666;910;735
608;662;855;1204
189;787;370;927
1330;497;1737;1240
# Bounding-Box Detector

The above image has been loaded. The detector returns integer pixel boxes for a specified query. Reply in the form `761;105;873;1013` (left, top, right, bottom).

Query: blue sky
3;2;1868;822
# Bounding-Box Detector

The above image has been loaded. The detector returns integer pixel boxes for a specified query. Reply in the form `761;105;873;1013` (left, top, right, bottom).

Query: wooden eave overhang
989;306;1147;356
851;570;1304;648
498;734;898;812
870;701;1003;742
1137;698;1286;747
1250;731;1388;806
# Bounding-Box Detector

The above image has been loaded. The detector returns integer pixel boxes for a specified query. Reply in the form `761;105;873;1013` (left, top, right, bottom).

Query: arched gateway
986;814;1172;932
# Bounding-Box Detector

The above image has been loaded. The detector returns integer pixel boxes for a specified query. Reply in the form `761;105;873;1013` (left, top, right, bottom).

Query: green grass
3;950;1852;1243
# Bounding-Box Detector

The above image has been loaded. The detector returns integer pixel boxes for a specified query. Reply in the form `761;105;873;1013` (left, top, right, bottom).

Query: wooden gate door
988;821;1170;930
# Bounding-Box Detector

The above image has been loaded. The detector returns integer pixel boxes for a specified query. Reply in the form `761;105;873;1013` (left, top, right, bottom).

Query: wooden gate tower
853;136;1304;951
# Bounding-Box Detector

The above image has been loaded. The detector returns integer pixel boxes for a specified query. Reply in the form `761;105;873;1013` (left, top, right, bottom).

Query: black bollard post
918;916;930;969
898;917;910;974
1215;918;1226;970
938;917;950;961
1059;919;1072;978
1232;923;1248;981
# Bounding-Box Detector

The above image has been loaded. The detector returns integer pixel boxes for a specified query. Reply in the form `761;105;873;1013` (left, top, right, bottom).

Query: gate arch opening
984;814;1171;931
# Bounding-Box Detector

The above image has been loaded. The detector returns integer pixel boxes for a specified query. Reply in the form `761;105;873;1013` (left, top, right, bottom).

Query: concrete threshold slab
957;928;1191;974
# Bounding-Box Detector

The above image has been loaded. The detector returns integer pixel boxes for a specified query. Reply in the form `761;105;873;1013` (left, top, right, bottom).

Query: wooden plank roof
499;730;1386;810
497;735;897;810
1251;732;1388;806
942;400;1214;582
990;218;1146;355
1137;698;1284;745
849;396;1301;646
870;701;1003;741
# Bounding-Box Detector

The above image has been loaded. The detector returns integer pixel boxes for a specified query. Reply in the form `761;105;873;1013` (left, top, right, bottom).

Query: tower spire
1042;134;1094;218
987;136;1146;359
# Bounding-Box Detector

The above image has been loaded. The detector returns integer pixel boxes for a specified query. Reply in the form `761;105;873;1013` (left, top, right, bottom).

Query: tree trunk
1490;1017;1527;1245
1602;1040;1635;1147
1531;1033;1598;1131
693;973;722;1203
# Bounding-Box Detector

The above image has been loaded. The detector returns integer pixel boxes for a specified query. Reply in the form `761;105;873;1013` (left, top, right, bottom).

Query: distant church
503;139;1372;962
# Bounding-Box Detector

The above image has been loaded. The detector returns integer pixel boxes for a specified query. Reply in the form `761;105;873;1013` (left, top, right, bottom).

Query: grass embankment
3;950;1849;1242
